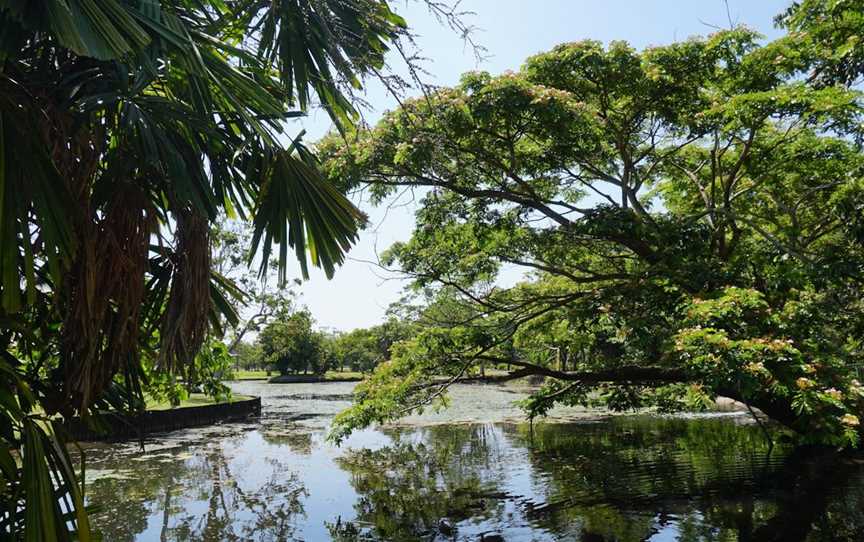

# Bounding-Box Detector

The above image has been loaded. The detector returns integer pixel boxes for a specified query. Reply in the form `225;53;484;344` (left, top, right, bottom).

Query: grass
145;393;254;411
227;370;366;382
323;370;365;381
232;370;272;380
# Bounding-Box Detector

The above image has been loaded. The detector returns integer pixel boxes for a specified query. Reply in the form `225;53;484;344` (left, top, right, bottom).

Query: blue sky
291;0;791;331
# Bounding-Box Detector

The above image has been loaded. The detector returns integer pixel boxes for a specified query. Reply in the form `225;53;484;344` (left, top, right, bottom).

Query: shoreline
265;373;364;383
66;395;261;442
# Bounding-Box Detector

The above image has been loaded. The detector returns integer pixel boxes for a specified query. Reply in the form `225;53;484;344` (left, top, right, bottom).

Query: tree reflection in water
84;414;864;541
331;417;864;541
85;436;306;542
329;425;507;540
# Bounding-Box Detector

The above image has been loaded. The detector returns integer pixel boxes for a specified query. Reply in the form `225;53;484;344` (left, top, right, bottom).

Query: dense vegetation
0;0;408;538
323;0;864;447
327;318;415;373
234;307;412;376
4;0;864;538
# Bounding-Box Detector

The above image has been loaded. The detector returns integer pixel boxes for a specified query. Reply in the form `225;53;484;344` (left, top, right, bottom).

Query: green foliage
259;310;329;375
676;287;864;447
323;13;864;448
143;370;188;409
776;0;864;87
327;328;382;373
0;0;408;538
0;354;91;541
249;307;412;386
327;318;415;373
191;340;233;402
233;341;265;372
141;322;238;406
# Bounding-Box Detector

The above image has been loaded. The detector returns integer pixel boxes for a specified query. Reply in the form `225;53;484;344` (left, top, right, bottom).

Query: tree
0;0;409;538
329;328;381;373
233;340;265;372
211;217;301;353
774;0;864;87
327;317;415;373
323;16;864;447
259;309;328;375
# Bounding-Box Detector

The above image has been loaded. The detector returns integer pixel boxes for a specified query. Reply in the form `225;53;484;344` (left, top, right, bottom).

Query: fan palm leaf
0;0;408;538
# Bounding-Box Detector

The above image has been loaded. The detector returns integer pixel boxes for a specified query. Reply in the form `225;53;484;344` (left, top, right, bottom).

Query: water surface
83;381;864;541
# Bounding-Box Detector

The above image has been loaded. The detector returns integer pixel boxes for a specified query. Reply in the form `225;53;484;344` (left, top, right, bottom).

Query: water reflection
83;383;864;541
86;431;306;541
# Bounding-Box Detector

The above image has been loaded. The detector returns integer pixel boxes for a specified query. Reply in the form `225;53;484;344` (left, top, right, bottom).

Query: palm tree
0;0;405;538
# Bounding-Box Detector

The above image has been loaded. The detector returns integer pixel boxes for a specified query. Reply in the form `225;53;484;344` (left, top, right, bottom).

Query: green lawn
227;370;366;382
232;370;272;380
145;393;254;411
323;370;365;381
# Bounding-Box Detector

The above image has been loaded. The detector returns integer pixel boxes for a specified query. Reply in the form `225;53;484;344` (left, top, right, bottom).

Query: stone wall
64;396;261;442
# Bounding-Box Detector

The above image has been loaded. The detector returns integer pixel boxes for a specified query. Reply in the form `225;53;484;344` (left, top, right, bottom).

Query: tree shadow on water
329;418;864;541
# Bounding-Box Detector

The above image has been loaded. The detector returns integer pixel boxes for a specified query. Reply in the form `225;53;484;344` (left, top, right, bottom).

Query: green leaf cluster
324;5;864;448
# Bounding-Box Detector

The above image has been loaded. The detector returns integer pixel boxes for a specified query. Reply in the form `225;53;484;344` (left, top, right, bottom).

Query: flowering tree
322;4;864;447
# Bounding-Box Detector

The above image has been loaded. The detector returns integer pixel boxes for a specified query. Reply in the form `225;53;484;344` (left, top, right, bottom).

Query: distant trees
329;319;416;373
259;310;328;376
328;328;381;373
250;311;413;376
233;342;266;372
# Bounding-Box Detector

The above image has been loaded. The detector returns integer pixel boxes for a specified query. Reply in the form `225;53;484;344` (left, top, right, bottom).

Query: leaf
249;143;363;282
0;106;75;313
42;0;151;59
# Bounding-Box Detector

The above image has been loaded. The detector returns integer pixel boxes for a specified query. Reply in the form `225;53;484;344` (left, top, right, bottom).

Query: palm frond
0;90;76;314
252;0;406;130
0;0;405;537
249;136;365;282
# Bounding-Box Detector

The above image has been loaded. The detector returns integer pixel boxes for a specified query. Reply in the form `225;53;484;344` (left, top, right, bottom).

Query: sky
289;0;792;332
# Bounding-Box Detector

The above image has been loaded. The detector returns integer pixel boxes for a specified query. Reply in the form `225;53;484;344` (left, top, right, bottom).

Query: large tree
259;309;327;375
0;0;409;538
322;7;864;447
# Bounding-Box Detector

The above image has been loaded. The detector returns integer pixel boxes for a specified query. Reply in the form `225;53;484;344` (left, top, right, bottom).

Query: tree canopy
259;309;328;375
327;317;415;373
322;3;864;447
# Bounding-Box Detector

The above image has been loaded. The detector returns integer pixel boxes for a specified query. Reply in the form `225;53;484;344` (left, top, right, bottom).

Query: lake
82;381;864;541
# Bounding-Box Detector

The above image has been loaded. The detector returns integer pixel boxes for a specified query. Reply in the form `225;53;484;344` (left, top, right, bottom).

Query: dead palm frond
159;207;212;378
0;0;408;538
